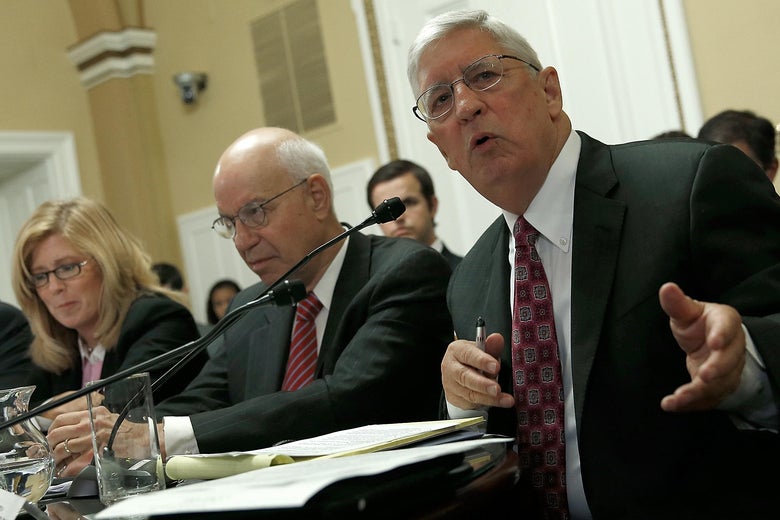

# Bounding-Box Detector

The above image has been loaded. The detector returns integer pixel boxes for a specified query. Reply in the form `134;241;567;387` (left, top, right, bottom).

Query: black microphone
263;196;406;296
105;197;405;452
152;196;405;392
149;279;308;392
0;197;406;432
0;280;306;432
101;280;307;454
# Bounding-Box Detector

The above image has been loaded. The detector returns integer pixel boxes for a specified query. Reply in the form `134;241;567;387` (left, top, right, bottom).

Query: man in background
698;109;778;181
367;159;462;270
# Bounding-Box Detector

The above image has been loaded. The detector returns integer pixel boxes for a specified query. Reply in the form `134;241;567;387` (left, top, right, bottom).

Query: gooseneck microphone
151;196;405;394
263;196;406;296
0;197;406;434
0;280;306;432
103;197;404;453
101;196;405;454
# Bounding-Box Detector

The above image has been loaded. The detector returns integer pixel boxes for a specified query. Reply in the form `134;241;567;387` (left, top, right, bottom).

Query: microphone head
372;197;406;224
271;280;307;306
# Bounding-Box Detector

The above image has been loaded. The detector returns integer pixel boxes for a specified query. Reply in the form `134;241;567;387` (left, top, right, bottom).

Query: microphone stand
0;280;306;432
0;197;406;437
262;196;406;296
99;197;404;453
103;279;306;453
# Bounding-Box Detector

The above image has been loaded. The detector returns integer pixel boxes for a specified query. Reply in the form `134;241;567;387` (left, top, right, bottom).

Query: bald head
214;128;292;193
212;127;343;289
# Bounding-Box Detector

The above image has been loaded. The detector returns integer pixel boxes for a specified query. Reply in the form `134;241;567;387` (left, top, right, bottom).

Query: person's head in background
151;262;186;292
366;159;439;246
12;197;180;373
211;127;344;292
206;279;241;325
653;130;692;139
698;109;778;181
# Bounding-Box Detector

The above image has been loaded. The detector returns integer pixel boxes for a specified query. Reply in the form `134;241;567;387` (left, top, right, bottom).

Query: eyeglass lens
417;55;504;120
212;178;307;239
31;261;86;287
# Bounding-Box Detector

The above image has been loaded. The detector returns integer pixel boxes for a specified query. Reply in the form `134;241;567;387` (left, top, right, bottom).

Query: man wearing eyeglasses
410;9;780;519
152;127;452;456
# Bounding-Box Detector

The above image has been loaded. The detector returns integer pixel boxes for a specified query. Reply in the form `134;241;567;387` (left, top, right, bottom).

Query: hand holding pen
443;317;513;410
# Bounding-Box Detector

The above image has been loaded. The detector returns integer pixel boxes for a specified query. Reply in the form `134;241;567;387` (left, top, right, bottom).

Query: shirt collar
430;238;444;253
310;235;349;311
502;130;580;252
78;336;106;363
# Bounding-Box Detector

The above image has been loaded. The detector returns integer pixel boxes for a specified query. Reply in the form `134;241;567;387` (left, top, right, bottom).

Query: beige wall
0;0;103;198
1;0;778;265
144;0;379;218
684;0;780;191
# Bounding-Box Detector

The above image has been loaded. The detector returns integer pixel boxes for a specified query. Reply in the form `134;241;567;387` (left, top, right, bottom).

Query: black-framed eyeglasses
212;178;308;239
412;54;540;122
29;260;89;288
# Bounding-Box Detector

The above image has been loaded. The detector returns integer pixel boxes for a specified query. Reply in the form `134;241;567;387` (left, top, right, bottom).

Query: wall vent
251;0;335;132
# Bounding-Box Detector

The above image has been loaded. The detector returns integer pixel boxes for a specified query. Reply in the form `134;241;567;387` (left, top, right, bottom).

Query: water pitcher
0;386;55;503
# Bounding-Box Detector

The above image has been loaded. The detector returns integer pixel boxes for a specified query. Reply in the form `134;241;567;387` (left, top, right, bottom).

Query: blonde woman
12;197;207;423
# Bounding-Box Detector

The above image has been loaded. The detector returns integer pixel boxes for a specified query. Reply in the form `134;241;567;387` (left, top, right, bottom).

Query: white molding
78;54;155;89
67;28;157;64
0;131;82;196
67;28;157;89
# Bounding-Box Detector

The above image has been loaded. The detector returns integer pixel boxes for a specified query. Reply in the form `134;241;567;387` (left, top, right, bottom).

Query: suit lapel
318;232;370;372
484;222;513;368
570;132;626;427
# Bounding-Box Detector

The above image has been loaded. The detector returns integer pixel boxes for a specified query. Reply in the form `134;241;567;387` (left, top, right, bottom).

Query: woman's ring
63;437;74;455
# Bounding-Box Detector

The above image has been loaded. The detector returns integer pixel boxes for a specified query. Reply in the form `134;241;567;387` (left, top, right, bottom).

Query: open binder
95;425;514;519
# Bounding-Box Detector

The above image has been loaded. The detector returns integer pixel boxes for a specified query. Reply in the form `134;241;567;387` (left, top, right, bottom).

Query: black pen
475;316;486;351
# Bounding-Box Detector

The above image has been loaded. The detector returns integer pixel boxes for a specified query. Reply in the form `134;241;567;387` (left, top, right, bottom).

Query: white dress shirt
163;237;349;456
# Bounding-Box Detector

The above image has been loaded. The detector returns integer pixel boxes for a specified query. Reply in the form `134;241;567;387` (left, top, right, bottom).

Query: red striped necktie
281;292;323;391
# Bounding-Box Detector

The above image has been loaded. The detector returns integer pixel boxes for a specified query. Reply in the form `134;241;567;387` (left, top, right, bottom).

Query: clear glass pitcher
0;385;55;503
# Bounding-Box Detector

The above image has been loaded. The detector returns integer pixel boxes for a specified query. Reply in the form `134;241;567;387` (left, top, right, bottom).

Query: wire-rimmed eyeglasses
212;178;308;239
29;260;89;288
412;54;540;122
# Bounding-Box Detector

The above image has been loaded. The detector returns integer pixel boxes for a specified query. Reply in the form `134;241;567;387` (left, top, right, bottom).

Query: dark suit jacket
0;302;33;390
440;243;463;271
27;293;205;407
448;133;780;519
155;231;453;453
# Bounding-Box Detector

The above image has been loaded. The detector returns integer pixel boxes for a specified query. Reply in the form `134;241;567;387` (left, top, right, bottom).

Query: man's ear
430;194;439;217
539;66;563;119
766;157;778;182
307;174;331;217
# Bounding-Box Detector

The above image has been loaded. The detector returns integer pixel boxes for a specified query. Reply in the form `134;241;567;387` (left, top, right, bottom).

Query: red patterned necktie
511;216;569;519
281;292;323;391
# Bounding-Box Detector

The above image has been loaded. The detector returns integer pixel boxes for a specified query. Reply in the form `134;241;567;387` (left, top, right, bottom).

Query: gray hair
407;9;542;95
276;134;333;191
